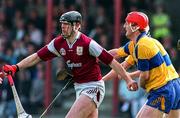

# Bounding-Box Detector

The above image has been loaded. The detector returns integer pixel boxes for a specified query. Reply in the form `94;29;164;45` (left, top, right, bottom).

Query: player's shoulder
138;36;155;48
137;37;160;56
48;35;66;49
51;35;66;45
54;35;64;41
151;38;163;47
80;33;92;42
78;33;95;48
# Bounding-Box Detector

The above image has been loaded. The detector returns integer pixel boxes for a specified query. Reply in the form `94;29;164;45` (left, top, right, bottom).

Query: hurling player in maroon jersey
1;11;138;118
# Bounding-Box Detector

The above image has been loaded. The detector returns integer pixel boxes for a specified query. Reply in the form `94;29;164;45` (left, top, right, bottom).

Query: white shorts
74;80;105;108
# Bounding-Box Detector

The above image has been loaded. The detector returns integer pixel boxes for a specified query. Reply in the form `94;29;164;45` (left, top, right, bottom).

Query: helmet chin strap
129;23;140;32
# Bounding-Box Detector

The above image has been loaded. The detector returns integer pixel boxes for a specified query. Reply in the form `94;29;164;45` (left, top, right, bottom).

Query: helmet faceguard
60;11;82;38
125;11;149;32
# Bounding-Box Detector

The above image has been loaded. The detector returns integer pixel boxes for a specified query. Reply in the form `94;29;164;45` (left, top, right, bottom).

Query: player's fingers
133;82;138;90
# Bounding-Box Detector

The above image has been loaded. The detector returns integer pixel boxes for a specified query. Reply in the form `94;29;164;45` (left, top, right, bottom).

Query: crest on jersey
60;48;66;55
76;46;83;55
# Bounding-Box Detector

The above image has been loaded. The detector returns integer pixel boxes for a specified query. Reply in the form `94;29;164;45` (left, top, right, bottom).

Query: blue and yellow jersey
125;55;135;65
117;32;179;92
152;39;179;81
134;33;179;92
117;41;134;57
116;41;135;65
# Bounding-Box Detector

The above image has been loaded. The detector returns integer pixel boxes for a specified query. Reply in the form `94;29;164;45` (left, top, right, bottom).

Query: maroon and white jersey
37;32;113;83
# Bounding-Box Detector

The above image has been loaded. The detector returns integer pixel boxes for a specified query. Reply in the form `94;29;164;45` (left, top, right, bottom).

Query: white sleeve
47;38;61;57
89;40;103;57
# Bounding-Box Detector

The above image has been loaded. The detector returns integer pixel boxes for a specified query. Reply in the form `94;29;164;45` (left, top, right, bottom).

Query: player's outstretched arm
109;59;138;91
128;71;140;79
108;49;119;59
102;69;117;81
103;59;134;81
16;53;42;70
1;53;42;81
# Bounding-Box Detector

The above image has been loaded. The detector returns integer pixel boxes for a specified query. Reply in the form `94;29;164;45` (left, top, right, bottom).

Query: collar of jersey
66;31;81;48
136;32;146;43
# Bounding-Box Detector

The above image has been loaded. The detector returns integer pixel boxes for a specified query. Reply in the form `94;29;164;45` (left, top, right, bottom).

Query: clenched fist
127;79;138;91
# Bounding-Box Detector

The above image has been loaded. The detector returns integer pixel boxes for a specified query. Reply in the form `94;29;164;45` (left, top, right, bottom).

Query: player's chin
126;33;131;39
62;33;69;38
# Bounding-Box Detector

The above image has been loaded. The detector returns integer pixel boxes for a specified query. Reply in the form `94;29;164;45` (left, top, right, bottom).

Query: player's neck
67;31;79;44
131;32;141;44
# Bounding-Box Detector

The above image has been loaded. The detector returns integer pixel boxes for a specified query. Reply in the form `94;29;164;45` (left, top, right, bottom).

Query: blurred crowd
0;0;179;118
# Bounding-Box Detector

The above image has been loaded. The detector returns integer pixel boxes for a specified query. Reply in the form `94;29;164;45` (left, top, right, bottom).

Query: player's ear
75;22;81;30
132;25;140;31
129;23;139;32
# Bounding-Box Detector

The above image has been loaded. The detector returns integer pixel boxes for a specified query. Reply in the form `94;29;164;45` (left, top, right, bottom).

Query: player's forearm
110;59;132;83
17;53;42;70
121;61;131;70
139;76;146;89
108;49;119;59
103;61;131;81
103;69;118;81
139;71;149;89
129;71;140;79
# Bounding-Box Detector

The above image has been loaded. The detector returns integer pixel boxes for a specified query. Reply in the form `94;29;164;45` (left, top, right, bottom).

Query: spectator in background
151;3;172;42
0;10;6;26
27;22;43;46
88;21;106;43
13;9;24;25
0;39;6;61
0;10;11;42
12;40;27;63
27;8;45;31
4;0;16;29
35;0;46;19
30;63;45;114
11;18;26;41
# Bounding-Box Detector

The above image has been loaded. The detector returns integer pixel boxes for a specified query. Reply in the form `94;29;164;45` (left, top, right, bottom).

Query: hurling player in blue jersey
124;11;180;118
103;11;180;118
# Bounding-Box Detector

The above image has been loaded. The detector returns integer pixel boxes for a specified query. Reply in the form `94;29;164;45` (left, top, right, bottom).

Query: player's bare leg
87;106;98;118
168;109;180;118
136;105;167;118
65;94;97;118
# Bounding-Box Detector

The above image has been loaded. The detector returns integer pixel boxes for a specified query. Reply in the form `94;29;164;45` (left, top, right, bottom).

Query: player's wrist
15;65;19;72
12;65;19;73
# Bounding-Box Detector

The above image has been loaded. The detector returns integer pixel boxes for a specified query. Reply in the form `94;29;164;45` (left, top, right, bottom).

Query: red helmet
125;11;149;30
